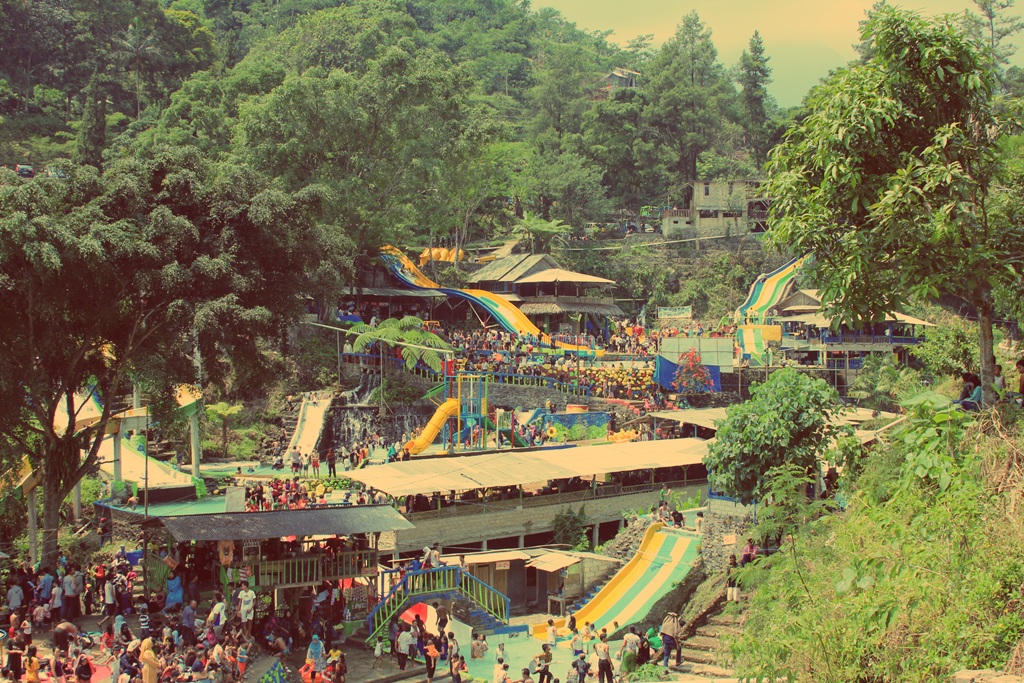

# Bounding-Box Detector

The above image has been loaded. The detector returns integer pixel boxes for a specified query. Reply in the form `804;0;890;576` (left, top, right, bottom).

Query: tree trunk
42;476;63;570
978;287;997;406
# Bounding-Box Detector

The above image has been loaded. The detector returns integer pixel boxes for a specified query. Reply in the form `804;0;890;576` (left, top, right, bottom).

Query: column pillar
73;481;82;520
481;539;488;550
27;489;38;566
591;524;599;548
517;535;524;548
190;410;202;477
113;431;123;483
133;384;142;410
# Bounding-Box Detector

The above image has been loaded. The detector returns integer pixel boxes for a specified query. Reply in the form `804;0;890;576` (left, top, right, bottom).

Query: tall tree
765;6;1023;405
705;368;847;503
643;11;736;196
113;20;164;117
0;146;316;566
736;30;773;164
75;73;107;169
967;0;1024;77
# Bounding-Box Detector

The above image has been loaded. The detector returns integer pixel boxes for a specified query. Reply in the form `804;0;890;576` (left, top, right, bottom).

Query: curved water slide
404;398;459;454
379;246;601;356
530;523;699;640
735;255;809;324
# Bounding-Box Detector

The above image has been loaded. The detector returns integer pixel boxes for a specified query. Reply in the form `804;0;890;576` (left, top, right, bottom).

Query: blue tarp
655;356;721;392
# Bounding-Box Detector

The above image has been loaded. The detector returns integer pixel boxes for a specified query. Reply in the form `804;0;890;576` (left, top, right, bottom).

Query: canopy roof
778;311;935;328
527;553;579;572
346;439;710;497
649;406;896;434
150;505;413;542
515;268;615;285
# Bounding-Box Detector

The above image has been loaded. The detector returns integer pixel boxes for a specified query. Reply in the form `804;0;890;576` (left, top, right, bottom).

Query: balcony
237;551;378;590
519;295;617;306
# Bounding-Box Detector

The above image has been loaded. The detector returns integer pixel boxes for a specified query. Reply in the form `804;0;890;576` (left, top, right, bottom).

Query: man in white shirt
395;624;413;671
207;597;227;637
7;581;24;613
237;581;256;637
619;626;641;674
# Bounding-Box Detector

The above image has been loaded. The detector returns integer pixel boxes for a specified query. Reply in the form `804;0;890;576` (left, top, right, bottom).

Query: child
31;603;46;635
138;604;150;640
371;637;384;670
237;643;248;679
494;641;505;664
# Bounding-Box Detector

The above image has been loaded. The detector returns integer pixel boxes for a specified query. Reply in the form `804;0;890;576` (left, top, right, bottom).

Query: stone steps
707;613;743;626
682;635;720;652
696;624;742;639
677;647;717;665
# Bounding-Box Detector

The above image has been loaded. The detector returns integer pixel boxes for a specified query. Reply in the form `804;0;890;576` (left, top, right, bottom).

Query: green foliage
766;6;1022;404
911;315;980;378
206;401;243;458
552;505;589;550
351;317;451;374
847;352;925;411
624;663;666;682
706;368;849;503
732;404;1024;683
193;477;208;498
512;212;571;253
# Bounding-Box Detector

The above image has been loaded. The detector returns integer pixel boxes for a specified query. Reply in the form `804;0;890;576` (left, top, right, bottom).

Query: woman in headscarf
139;638;160;683
659;612;681;667
306;634;327;683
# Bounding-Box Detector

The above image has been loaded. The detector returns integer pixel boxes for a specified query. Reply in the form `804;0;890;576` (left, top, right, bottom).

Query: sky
537;0;1024;107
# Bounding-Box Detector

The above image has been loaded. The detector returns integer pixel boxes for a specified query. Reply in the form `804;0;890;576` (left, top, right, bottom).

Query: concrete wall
393;483;705;554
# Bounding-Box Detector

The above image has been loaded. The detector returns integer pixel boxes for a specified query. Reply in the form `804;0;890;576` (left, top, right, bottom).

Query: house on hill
661;180;769;239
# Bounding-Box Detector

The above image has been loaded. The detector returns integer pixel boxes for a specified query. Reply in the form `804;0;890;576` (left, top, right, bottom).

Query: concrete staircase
672;609;746;680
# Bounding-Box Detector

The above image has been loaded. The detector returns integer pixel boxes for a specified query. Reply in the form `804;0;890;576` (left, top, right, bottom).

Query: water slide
97;434;194;487
379;246;600;356
482;417;529;447
531;523;699;640
736;255;809;324
288;393;333;457
404;398;459;454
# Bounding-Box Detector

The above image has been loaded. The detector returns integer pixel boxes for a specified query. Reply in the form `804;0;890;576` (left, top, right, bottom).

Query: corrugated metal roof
346;439;710;497
154;505;413;542
442;550;530;565
527;553;580;572
469;255;558;284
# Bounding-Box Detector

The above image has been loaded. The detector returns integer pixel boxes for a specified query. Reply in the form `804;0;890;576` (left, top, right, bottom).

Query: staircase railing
366;565;509;640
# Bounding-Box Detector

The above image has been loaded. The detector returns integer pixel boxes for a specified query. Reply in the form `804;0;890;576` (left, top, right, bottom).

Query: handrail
338;354;592;396
365;565;509;641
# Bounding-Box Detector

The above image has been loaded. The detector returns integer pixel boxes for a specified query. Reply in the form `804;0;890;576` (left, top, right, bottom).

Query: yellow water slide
404;398;459;454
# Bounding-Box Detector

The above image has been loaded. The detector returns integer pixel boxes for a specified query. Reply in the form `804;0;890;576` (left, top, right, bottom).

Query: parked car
14;164;34;178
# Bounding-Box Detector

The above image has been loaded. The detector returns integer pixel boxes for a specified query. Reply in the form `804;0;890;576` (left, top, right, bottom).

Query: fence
339;353;592;397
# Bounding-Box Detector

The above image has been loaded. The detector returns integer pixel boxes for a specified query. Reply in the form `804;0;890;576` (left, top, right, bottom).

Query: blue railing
339;353;591;396
820;335;924;345
366;565;510;640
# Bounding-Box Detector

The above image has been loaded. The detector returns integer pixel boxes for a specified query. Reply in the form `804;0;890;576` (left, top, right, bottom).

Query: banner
658;306;692;319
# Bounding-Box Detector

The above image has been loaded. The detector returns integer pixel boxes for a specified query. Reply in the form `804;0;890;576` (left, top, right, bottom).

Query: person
726;555;740;602
53;621;79;657
448;631;460;664
164;572;183;612
306;634;327;683
565;610;576;633
570;652;590;683
619;626;641;674
569;629;582;657
237;581;256;637
434;602;449;634
139;638;159;683
302;452;311;478
534;643;553;683
7;579;24;613
50;581;64;623
660;612;681;668
955;372;984;411
740;539;759;566
424;634;440;683
326;450;337;478
995;364;1006;392
594;634;613;683
451;655;468;683
24;645;39;683
518;667;535;683
74;651;95;683
236;643;246;679
396;624;412;671
545;618;557;646
99;517;113;547
311;451;321;478
371;636;385;669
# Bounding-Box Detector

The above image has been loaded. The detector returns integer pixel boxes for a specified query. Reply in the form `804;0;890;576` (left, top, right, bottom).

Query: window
703;183;710;196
